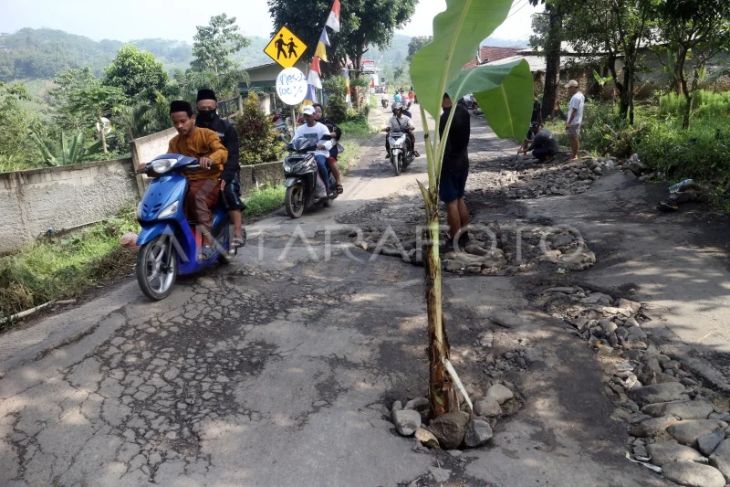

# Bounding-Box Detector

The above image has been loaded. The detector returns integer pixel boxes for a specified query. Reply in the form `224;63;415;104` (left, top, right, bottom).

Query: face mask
197;110;216;124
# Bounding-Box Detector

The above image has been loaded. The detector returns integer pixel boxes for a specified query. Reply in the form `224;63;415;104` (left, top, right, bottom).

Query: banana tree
410;0;533;417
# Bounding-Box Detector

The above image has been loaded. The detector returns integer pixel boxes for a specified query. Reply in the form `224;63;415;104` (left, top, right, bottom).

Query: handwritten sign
275;67;308;106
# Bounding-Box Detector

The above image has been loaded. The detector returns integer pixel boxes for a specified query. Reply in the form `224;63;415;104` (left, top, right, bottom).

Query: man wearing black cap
196;88;245;248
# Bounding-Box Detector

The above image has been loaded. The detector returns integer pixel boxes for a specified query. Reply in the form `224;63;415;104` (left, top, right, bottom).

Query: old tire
285;184;305;218
136;235;177;300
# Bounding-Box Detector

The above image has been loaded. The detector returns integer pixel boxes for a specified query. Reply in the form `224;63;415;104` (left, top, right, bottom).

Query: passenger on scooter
167;100;228;259
195;88;246;249
291;105;335;198
313;103;343;195
384;103;417;159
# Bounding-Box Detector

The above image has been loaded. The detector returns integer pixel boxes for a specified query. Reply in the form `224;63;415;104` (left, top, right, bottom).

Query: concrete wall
0;159;137;254
240;161;283;194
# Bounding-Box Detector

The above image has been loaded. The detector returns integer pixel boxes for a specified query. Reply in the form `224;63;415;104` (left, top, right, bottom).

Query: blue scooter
135;153;231;300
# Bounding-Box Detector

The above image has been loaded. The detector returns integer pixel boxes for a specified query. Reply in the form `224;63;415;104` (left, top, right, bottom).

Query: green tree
268;0;416;75
31;131;102;166
658;0;730;128
0;82;40;169
407;36;432;62
104;45;168;100
191;14;249;76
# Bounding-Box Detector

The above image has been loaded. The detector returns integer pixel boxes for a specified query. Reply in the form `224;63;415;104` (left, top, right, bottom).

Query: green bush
636;117;730;183
658;90;730;120
323;76;348;124
235;92;284;165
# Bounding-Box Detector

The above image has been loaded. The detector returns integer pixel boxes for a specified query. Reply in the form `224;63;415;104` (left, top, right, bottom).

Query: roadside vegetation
0;207;138;327
545;90;730;208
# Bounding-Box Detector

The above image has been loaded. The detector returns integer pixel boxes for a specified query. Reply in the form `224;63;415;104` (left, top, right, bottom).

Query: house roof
464;46;523;68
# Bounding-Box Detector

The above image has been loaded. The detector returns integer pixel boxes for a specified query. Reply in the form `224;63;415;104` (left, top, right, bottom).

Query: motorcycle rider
291;105;335;198
167;100;228;259
313;103;343;194
384;103;417;159
194;88;246;249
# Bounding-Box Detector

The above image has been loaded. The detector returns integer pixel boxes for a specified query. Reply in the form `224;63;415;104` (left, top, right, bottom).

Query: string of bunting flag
304;0;341;105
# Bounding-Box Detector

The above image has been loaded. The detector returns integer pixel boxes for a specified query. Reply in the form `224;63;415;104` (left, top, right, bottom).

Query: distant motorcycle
386;129;415;176
381;97;389;109
283;137;340;218
271;111;291;142
135;154;231;300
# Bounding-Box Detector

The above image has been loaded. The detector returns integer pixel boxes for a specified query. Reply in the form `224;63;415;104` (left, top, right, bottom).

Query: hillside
0;28;275;81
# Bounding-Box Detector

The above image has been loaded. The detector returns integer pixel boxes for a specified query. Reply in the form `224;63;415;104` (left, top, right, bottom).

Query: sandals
231;229;247;249
336;184;343;194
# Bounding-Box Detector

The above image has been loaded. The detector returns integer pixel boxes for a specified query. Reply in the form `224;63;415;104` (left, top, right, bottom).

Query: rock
667;420;727;447
583;292;613;305
662;462;726;487
642;400;714;420
617;298;641;315
429;467;451;483
392;409;421;437
627;326;648;341
629;382;687;405
599;319;618;335
486;384;514;404
698;430;725;456
464;418;494;448
405;397;430;411
428;411;469;449
392;400;403;413
648;441;706;466
710;438;730;479
629;415;679;437
414;427;440;448
624;317;640;327
474;397;502;417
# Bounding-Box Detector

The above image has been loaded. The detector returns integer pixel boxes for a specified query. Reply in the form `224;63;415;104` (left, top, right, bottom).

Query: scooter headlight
157;201;179;219
151;158;177;174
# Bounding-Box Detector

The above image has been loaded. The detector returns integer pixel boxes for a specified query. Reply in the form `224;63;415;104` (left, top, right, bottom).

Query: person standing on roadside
439;93;471;252
195;88;246;249
564;79;584;160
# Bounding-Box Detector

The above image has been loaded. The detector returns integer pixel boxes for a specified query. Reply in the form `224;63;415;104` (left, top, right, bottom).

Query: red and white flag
325;0;341;32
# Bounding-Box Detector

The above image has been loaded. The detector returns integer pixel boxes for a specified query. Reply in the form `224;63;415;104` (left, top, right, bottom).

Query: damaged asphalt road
0;108;728;486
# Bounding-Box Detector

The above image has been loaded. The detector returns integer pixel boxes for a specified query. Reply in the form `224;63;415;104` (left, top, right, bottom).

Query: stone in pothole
629;382;687;405
474;397;502;417
662;461;725;487
428;411;469;449
667;419;727;447
642;399;714;420
709;438;730;479
698;430;725;456
648;441;706;466
485;383;514;404
415;427;440;448
464;418;493;447
629;415;680;438
392;409;421;437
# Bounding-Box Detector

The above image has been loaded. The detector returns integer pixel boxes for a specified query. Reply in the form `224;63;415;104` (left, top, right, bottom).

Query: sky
0;0;542;43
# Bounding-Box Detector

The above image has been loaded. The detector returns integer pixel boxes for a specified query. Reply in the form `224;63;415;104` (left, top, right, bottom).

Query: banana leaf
410;0;513;120
447;59;533;140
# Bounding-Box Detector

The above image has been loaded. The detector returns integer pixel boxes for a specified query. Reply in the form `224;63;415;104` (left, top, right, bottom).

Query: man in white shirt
384;103;416;158
292;105;334;197
564;79;585;160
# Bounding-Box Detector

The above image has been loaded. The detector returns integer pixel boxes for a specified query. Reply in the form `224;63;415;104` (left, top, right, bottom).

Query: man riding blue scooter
134;100;230;300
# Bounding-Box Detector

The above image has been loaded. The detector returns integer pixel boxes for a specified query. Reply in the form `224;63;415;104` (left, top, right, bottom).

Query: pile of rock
352;221;596;276
469;156;617;200
390;383;519;451
537;286;730;486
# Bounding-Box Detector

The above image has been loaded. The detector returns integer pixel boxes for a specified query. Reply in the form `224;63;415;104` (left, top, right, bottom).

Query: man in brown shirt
168;100;228;254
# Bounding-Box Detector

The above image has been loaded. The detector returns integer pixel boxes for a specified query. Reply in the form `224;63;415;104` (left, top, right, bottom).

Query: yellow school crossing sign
264;26;307;69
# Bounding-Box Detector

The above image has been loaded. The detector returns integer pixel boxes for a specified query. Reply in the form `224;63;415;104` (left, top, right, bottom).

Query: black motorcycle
386;129;415;176
283;137;339;218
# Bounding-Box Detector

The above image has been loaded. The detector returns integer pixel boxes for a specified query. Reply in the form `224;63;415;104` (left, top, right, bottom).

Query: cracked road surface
0;106;722;486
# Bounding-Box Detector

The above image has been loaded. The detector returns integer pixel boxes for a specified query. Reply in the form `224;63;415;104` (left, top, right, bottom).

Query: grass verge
0;207;138;328
244;185;285;218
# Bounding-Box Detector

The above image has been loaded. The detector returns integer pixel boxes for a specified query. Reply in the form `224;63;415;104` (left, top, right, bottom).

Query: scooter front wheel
285;184;305;218
136;235;177;300
391;154;400;176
